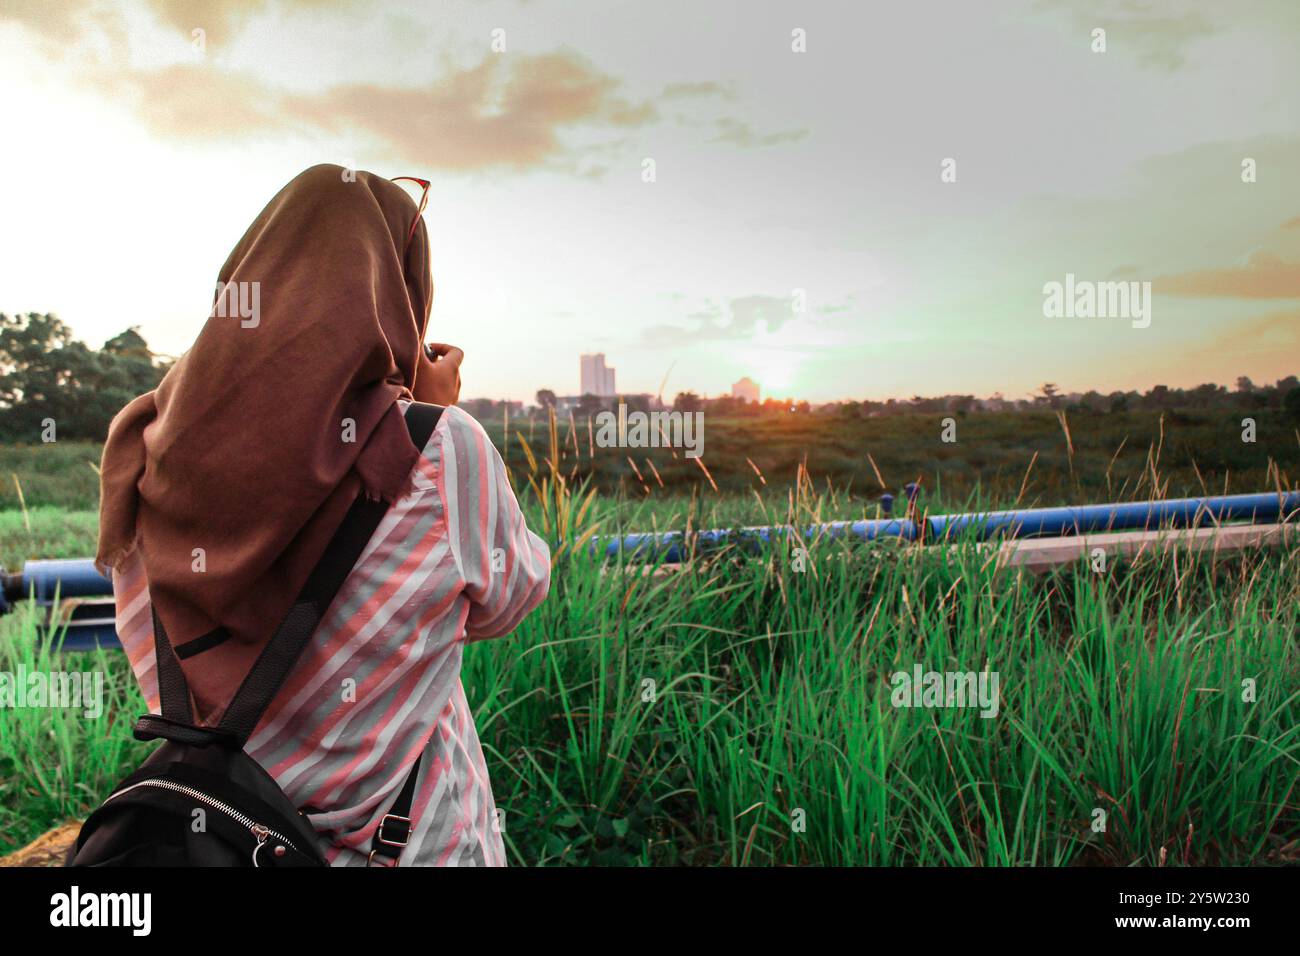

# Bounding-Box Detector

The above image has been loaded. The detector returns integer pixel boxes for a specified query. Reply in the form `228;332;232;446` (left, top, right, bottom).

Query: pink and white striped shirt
113;403;551;866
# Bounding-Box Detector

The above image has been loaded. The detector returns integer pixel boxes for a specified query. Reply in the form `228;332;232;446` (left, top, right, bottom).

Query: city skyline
498;353;1295;408
579;353;617;398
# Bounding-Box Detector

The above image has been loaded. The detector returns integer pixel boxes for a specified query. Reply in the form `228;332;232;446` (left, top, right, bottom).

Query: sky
1;0;1297;404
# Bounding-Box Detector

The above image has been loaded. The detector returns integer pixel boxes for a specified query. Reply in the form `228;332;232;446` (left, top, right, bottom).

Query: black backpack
69;403;443;868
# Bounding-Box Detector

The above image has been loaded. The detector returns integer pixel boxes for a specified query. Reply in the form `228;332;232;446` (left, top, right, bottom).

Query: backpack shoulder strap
216;402;444;743
368;753;423;866
143;402;445;745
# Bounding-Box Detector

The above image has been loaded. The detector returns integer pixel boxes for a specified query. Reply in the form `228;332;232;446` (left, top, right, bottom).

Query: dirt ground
0;823;80;867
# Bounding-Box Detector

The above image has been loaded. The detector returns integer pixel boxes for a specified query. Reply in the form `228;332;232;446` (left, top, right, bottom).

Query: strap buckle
376;813;412;848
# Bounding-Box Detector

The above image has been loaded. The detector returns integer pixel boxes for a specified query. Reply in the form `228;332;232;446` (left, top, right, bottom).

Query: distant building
580;353;616;397
460;398;526;422
626;392;658;408
550;392;657;417
731;376;760;402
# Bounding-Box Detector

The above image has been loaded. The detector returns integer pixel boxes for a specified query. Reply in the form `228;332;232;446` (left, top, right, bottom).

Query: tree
0;312;164;441
104;327;153;362
1284;386;1300;423
1188;383;1225;408
622;393;651;414
575;392;606;417
1145;384;1171;409
673;391;702;413
535;389;557;411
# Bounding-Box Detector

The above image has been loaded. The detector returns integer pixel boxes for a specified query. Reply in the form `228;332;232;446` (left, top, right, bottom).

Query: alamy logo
0;666;103;718
594;403;704;459
213;280;261;328
1042;273;1151;329
890;665;1000;718
50;887;151;936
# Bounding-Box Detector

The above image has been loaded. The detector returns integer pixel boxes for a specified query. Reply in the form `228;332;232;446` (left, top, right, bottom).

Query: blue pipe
926;492;1299;542
0;559;118;649
7;559;113;603
1;491;1297;649
598;491;1300;561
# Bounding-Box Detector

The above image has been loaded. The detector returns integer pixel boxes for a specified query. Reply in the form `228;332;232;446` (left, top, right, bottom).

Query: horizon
463;354;1298;406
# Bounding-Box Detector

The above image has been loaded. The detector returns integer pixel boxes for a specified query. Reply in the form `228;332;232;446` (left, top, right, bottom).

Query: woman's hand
413;342;463;406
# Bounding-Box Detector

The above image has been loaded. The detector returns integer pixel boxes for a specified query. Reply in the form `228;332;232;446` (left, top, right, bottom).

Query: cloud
4;0;805;175
1186;307;1300;364
1036;0;1220;71
1;0;89;39
143;0;347;36
4;0;656;171
99;64;291;139
0;0;341;46
729;295;797;333
85;50;656;170
1154;250;1300;299
1112;13;1217;71
662;81;729;99
711;117;806;149
283;53;656;170
641;294;796;346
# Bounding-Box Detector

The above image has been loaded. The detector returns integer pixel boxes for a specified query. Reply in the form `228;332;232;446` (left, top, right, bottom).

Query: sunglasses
390;176;430;248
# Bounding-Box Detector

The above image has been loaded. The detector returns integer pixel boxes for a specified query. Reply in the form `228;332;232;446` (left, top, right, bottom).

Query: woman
95;164;551;866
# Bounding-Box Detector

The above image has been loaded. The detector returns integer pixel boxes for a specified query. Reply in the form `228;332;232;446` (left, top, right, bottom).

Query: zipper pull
251;825;270;867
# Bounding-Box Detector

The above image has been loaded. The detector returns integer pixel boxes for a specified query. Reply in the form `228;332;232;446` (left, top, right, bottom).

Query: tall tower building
731;376;760;402
580;353;616;397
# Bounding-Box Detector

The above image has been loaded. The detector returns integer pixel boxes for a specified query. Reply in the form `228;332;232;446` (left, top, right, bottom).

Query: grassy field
3;407;1298;514
1;409;1298;865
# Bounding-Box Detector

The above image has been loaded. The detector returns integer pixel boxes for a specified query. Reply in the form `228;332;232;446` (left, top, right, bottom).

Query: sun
746;352;795;396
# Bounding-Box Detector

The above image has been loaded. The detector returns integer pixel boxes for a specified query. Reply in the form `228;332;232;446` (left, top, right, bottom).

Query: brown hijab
96;164;432;724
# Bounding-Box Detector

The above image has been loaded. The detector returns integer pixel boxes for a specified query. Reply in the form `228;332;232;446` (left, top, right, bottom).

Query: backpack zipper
105;778;300;865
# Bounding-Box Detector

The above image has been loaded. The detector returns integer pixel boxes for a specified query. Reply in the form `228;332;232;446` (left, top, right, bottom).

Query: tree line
0;313;167;441
2;311;1297;443
523;378;1300;421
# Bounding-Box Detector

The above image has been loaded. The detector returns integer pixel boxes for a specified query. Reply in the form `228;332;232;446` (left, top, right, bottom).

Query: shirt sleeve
438;405;551;642
111;550;162;715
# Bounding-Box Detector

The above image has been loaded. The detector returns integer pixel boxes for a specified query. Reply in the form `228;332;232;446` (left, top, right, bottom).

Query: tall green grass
461;522;1299;866
0;602;150;852
0;420;1296;864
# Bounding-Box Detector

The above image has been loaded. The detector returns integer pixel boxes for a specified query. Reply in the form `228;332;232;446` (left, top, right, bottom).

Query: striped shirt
113;403;551;866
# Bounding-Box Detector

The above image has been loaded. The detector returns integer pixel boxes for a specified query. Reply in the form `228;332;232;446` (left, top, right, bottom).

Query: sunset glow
1;0;1297;403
